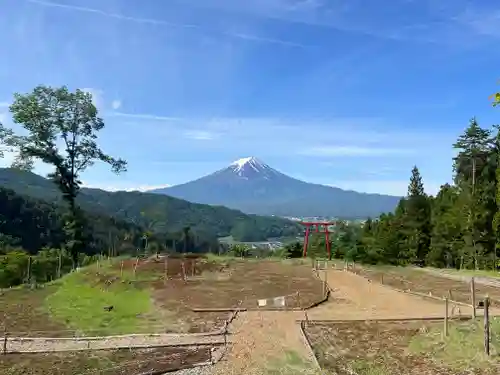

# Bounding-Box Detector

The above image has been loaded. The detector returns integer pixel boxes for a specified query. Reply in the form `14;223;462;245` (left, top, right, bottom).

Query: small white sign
274;296;286;307
258;299;267;307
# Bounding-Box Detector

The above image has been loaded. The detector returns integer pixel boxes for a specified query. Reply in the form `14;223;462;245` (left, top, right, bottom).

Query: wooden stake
133;257;139;278
26;256;32;285
181;261;186;281
443;297;449;338
164;257;168;286
191;261;195;277
484;296;490;356
471;277;476;319
57;253;62;279
381;274;384;285
120;260;124;277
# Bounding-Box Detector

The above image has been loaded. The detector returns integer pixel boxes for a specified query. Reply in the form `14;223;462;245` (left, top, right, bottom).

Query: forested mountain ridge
0;168;302;242
0;185;147;255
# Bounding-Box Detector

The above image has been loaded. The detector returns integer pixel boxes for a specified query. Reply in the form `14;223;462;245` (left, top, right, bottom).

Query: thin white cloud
299;145;415;157
81;181;171;192
26;0;311;48
106;111;184;122
330;179;442;197
183;130;218;141
111;100;122;110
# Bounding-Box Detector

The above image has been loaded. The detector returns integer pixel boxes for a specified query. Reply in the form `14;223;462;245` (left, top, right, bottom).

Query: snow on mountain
227;157;276;179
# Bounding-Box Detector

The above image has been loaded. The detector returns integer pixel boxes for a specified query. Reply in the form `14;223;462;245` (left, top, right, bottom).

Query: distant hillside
0;168;301;242
0;186;146;255
153;157;401;219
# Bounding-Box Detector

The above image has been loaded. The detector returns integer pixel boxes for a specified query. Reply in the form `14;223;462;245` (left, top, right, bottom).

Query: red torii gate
300;221;337;259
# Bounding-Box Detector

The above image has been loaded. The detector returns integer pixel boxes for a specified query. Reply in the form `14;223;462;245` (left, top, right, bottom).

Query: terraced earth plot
356;266;500;307
0;345;215;375
303;319;500;375
0;257;325;337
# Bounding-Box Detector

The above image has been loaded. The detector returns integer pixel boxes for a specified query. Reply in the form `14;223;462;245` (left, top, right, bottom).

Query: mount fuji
151;157;401;219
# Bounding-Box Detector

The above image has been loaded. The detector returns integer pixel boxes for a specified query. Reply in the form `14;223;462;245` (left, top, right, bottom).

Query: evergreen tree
400;166;432;265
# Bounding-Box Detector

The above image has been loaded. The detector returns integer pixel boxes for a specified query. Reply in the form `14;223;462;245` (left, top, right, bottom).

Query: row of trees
295;87;500;269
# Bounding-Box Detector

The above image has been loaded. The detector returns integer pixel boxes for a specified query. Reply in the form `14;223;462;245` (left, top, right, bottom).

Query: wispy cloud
111;100;122;110
183;130;219;141
300;145;415;157
330;179;442;197
106;111;184;122
81;181;171;192
175;0;498;45
26;0;311;48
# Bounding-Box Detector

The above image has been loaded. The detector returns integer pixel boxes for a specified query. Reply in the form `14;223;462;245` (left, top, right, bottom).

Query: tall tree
453;118;493;269
400;166;432;264
0;86;127;267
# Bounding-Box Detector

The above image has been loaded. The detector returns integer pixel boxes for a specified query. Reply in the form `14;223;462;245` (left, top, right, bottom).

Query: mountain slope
0;168;301;241
153;157;401;219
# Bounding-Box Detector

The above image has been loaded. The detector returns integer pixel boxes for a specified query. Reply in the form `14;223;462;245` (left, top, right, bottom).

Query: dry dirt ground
0;346;214;375
4;266;498;374
304;320;500;375
211;269;453;375
357;266;500;308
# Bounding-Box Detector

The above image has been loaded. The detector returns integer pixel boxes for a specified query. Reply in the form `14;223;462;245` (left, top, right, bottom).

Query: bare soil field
356;266;500;307
151;260;325;310
0;257;325;337
303;320;500;375
0;345;215;375
0;286;68;337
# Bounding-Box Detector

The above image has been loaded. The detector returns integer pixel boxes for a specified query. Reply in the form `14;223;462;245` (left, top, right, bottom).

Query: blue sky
0;0;499;196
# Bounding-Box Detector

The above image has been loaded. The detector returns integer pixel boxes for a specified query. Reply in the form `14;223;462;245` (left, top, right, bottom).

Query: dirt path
308;269;460;320
211;310;315;375
211;269;452;375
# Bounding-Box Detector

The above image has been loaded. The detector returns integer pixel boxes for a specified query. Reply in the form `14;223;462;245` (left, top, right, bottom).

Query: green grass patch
350;360;389;375
409;318;500;370
45;271;161;336
266;350;321;375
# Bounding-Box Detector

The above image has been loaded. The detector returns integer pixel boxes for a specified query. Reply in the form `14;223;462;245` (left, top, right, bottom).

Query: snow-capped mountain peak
229;157;274;178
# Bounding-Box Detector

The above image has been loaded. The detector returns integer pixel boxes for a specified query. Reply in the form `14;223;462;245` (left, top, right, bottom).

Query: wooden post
133;257;139;278
120;261;124;277
164;257;168;286
471;277;476;319
381;274;384;285
191;261;195;277
26;256;32;285
484;296;490;356
443;297;449;338
57;253;62;279
181;261;186;282
2;320;7;355
448;289;452;301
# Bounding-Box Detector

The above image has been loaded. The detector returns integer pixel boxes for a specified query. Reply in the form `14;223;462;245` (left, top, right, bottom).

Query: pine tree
400;166;432;265
453;118;494;269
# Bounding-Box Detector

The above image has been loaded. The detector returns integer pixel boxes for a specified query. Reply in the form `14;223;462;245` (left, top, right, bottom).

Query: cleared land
0;345;215;375
304;319;500;375
356;265;500;307
0;257;325;337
